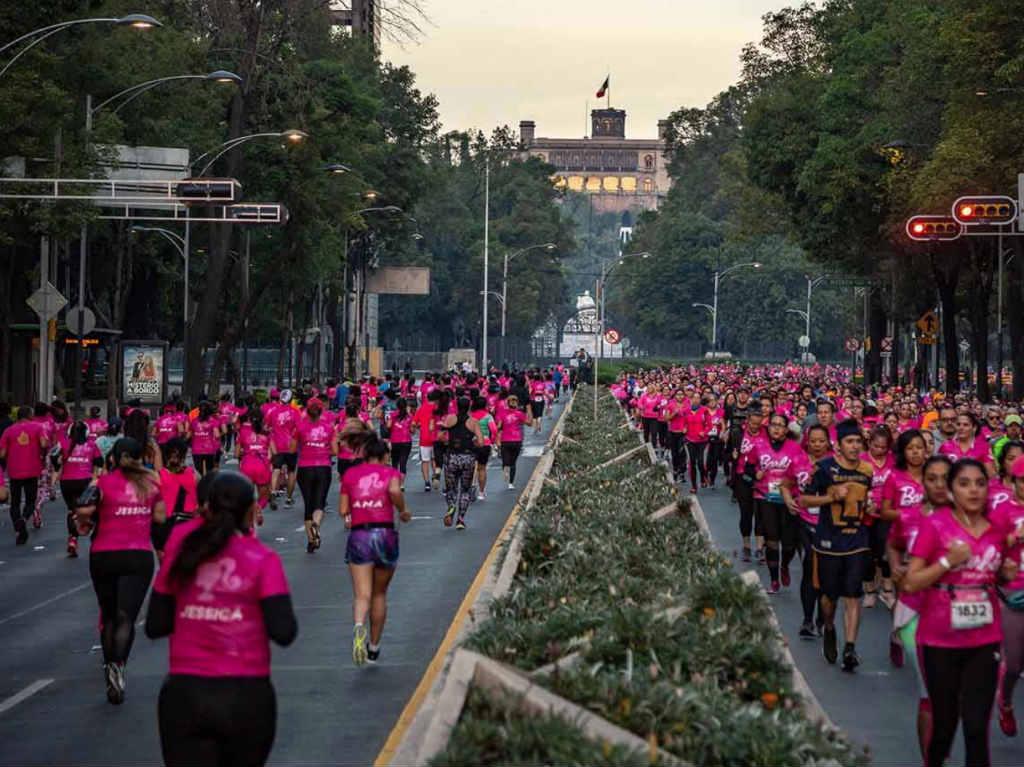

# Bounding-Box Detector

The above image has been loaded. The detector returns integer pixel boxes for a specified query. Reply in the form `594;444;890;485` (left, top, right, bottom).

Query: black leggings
296;466;331;520
866;519;892;580
193;454;217;476
734;477;758;541
666;432;686;478
8;477;38;527
797;520;819;624
642;417;658;446
922;643;999;767
758;500;799;582
705;439;723;484
159;674;276;767
60;478;90;537
390;443;411;476
500;442;522;484
685;441;707;488
89;549;154;664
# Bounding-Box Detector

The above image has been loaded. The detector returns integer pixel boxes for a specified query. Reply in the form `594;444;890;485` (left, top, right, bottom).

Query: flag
596;75;609;98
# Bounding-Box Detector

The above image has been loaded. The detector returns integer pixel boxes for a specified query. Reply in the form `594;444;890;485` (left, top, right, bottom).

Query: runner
663;389;689;484
158;438;200;529
0;406;49;544
146;470;297;765
470;395;495;500
904;458;1016;767
386;398;413;491
269;390;299;507
85;406;107;440
735;402;767;563
991;454;1024;736
236;413;275;521
73;437;165;704
705;393;725;488
496;394;532;490
799;418;874;672
336;401;366;488
59;421;103;558
339;432;411;664
124;409;162;472
529;373;546;434
861;425;896;609
412;390;441;493
295;398;337;553
939;412;994;476
439;396;485;530
683;389;712;494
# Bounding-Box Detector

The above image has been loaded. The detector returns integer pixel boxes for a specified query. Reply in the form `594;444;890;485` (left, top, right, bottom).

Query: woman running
683;389;712;493
188;402;222;477
412;390;441;493
496;395;532;490
862;425;896;609
60;421;103;558
386;398;413;491
990;454;1024;736
0;406;50;545
470;395;496;500
146;471;297;766
336;401;365;487
124;409;162;472
236;413;275;522
74;438;165;704
705;394;725;488
339;432;411;664
887;454;949;761
528;374;546;433
295;398;337;553
159;438;200;527
663;390;688;484
440;396;484;529
939;412;995;476
904;458;1016;767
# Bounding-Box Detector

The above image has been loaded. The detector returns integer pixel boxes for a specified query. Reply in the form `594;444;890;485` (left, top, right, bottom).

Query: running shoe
799;621;815;639
444;507;455;527
107;662;126;705
310;522;321;550
269;495;278;511
285;496;294;507
14;521;28;546
424;482;431;493
306;541;316;554
478;491;486;501
502;467;510;485
766;580;780;595
841;644;860;672
741;546;751;563
999;701;1017;737
889;634;904;668
455;517;466;531
67;536;78;558
823;627;838;664
352;624;368;665
781;566;791;587
507;483;514;490
879;587;896;610
367;647;380;664
862;589;877;608
31;511;42;529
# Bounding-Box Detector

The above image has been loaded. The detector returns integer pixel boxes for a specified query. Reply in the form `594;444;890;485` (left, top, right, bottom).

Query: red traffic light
906;215;962;242
952;195;1016;225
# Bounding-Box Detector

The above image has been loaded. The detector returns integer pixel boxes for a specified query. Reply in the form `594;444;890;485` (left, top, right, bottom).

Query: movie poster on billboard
120;341;167;405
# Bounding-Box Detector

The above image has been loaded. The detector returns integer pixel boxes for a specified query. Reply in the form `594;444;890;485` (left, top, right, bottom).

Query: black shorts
337;457;362;480
757;499;798;547
193;454;217;475
272;452;298;472
813;550;868;600
530;399;544;418
474;445;491;466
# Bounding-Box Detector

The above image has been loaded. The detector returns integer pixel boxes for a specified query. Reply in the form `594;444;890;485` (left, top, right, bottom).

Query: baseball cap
270;388;280;399
280;389;293;404
1006;415;1022;427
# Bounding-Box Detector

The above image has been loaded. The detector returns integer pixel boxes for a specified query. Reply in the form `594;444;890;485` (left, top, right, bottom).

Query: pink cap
306;397;324;411
270;388;280;398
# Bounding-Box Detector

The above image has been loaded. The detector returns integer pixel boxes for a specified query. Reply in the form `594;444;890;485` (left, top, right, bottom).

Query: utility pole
481;158;489;375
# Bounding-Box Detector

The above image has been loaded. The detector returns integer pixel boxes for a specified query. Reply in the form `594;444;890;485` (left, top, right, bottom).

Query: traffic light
906;214;962;242
952;195;1017;225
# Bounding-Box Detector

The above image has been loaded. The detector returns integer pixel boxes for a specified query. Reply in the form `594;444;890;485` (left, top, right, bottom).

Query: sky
383;0;786;140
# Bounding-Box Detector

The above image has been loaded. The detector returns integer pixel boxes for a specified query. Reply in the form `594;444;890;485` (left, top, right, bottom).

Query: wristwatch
938;556;952;570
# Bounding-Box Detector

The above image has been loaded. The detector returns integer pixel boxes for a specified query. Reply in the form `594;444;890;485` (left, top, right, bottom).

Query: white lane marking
274;537;288;543
0;582;91;627
410;515;432;520
0;679;54;714
33;546;45;551
293;526;306;532
521;446;544;457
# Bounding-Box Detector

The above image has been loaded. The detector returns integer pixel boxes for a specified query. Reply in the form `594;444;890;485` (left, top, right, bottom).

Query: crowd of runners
0;365;569;765
612;363;1024;767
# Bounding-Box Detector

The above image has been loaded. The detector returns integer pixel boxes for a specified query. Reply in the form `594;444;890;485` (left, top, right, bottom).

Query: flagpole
585;99;588;137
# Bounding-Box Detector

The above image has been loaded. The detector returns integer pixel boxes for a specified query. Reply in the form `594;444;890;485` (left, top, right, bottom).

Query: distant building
555;291;624;358
519;108;670;213
329;0;381;50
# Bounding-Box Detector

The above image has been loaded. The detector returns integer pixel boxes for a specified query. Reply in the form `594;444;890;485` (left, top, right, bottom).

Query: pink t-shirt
61;440;101;481
910;507;1006;648
296;419;333;467
387;411;413;444
0;421;47;479
889;503;932;612
153;522;290;677
882;469;924;516
861;452;895;509
497;409;528;443
738;429;770;472
342;463;400;526
940;437;990;464
85;418;107;439
639;394;660;419
988;477;1015;513
154;414;181;445
748;438;804;501
190;419;220;455
240;431;271;462
159;467;199;515
989;497;1024;592
683;406;712;443
783;451;820;525
269;407;298;453
91;470;161;553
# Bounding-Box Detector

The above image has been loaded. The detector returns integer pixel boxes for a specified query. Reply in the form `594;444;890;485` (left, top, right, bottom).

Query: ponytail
170;471;255;583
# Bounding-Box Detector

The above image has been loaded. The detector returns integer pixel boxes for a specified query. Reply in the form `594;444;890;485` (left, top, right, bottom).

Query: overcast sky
383;0;784;140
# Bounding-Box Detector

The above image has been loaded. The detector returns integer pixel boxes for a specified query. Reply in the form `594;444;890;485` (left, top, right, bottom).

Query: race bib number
766;480;783;502
950;595;993;630
533;395;544;402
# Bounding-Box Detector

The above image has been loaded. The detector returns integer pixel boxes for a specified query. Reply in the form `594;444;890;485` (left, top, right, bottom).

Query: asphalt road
0;401;563;767
698;479;1024;767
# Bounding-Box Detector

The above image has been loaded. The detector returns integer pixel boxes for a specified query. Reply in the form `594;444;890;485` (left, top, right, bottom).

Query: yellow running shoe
352;624;368;665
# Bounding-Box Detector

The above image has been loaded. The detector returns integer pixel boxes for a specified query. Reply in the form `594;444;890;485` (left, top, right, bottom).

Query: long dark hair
124;409;150;446
170;471;255;583
249;412;265;435
69;421;88;446
110;438;158;499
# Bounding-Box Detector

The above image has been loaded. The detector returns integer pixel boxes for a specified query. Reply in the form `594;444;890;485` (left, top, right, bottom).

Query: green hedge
432;387;868;766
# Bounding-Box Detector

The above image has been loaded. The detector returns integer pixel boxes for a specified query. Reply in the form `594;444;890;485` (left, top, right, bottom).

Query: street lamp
87;70;242;125
499;242;556;365
130;226;189;386
597;251;648;361
709;261;761;353
0;13;160;79
192;129;308;176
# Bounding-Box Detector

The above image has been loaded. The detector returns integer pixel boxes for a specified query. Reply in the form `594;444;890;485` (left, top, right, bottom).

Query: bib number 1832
951;599;993;630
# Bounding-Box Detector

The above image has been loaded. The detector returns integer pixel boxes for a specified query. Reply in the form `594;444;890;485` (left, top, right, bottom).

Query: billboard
120;341;168;405
365;266;430;295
